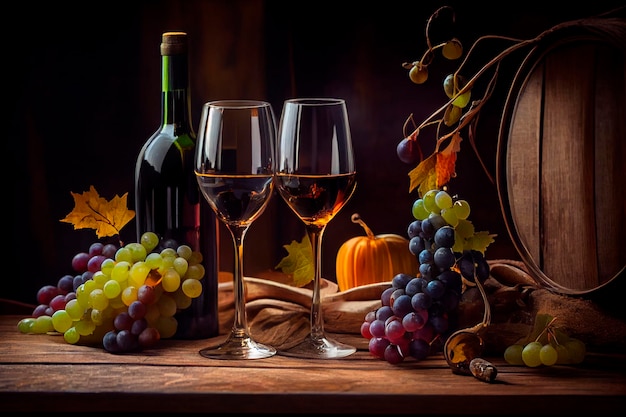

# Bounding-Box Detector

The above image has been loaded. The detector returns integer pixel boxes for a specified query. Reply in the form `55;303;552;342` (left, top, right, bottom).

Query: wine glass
275;98;357;359
194;100;277;360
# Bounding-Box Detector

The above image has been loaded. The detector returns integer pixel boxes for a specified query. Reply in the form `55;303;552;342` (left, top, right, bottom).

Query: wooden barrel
496;16;626;294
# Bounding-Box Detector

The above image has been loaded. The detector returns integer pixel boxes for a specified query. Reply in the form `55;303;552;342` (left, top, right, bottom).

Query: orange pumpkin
336;213;418;292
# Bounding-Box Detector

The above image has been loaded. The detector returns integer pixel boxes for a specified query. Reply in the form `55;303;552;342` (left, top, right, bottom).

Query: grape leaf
464;230;497;254
408;132;462;196
408;153;437;195
60;185;135;239
275;234;314;287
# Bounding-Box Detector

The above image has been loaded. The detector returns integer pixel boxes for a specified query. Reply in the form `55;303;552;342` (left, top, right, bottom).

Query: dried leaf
275;234;314;287
436;132;462;187
408;153;437;195
60;185;135;239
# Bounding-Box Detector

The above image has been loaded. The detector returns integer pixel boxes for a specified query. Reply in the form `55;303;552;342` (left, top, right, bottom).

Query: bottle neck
161;54;194;134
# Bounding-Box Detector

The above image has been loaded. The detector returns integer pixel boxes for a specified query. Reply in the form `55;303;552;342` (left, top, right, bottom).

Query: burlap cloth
218;260;626;354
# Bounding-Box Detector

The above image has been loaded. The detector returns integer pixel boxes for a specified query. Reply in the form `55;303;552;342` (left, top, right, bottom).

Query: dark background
8;0;625;307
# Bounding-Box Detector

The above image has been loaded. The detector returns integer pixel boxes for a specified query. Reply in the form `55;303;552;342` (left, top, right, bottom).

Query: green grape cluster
503;316;587;367
17;232;205;353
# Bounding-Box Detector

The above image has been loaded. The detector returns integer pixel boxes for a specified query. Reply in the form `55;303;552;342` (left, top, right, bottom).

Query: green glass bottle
135;32;219;339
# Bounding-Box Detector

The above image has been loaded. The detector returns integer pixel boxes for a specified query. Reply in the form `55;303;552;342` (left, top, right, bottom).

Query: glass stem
306;225;326;341
230;225;250;339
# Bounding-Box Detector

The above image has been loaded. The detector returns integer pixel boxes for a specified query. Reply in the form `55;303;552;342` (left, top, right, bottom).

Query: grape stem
404;5;626;191
534;316;558;343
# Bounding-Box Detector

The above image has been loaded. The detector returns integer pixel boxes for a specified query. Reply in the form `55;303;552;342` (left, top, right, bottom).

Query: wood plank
1;315;625;413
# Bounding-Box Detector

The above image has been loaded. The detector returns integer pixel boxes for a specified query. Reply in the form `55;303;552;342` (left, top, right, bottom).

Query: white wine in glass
195;100;277;359
276;98;357;359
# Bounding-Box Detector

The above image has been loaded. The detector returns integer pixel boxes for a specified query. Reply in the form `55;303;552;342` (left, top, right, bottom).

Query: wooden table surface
0;314;624;414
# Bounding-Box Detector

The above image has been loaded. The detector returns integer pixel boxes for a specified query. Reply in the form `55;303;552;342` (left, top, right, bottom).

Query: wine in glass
195;100;277;359
275;98;357;359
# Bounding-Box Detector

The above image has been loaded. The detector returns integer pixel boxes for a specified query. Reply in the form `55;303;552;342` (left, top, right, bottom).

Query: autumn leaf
436;132;462;187
275;234;314;287
408;153;437;195
60;185;135;239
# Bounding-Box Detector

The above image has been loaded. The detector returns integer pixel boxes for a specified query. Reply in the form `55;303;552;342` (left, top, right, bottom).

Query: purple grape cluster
31;242;118;319
360;189;490;364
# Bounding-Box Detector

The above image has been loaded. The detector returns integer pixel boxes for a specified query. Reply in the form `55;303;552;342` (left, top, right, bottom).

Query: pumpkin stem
351;213;375;239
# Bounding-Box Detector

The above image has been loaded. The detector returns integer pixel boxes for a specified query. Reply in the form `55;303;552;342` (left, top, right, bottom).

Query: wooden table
0;315;624;414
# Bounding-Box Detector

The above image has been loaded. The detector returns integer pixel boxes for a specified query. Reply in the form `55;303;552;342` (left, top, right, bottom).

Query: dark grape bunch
17;232;206;354
361;188;491;364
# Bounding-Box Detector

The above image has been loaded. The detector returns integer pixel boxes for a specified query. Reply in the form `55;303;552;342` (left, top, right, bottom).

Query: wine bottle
134;31;219;339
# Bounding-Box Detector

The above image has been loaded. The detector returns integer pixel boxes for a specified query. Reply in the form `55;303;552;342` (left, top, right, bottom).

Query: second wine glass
275;98;357;359
194;100;277;359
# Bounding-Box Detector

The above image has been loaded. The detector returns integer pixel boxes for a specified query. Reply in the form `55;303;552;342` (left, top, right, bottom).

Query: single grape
434;190;453;210
385;318;406;342
425;279;445;299
360;321;373;339
540;344;558;366
126;242;148;263
131;318;149;336
408;338;430;360
384;344;404;364
409;62;428;84
71;252;90;273
433;247;455;269
17;318;36;333
504;344;525;365
409;236;425;256
128;300;147;320
63;327;80;344
37;285;60;305
440;207;459;227
411;292;432;310
407;220;422;239
140;231;160;253
87;255;107;273
376;305;394;322
453;199;471;219
422;190;439;214
411;199;429;220
57;274;74;295
114;312;133;331
443;74;471;108
522;341;543;367
103;330;121;353
405;277;424;297
49;294;67;312
173;257;189;277
565;339;586;364
88;242;104;256
102;243;118;259
391;273;412;289
442;38;463;60
368;337;389;359
434;226;455;248
391;294;413;317
181;278;202;298
138;327;161;348
116;329;139;352
402;311;426;332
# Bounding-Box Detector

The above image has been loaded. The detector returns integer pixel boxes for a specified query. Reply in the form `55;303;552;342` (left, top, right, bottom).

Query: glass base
199;334;276;360
277;334;357;359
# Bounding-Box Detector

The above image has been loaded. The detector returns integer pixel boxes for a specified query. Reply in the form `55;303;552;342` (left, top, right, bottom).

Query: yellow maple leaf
60;185;135;239
275;234;314;287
